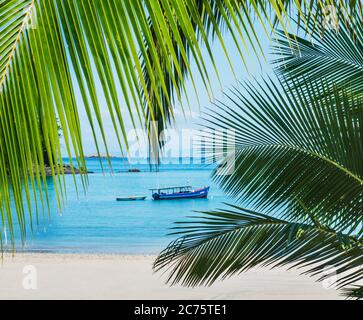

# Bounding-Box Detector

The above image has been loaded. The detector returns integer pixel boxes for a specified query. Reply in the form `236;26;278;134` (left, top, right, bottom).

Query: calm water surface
10;159;231;254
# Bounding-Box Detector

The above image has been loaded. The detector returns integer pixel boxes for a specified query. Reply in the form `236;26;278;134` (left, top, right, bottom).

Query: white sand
0;253;341;300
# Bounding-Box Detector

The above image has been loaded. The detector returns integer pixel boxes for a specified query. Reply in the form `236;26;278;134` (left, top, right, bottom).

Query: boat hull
152;187;209;200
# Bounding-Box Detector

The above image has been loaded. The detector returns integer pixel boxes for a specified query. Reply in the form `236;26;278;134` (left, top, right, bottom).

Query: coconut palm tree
154;13;363;298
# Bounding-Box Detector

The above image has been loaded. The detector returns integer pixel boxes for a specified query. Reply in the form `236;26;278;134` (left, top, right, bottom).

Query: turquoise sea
9;158;231;254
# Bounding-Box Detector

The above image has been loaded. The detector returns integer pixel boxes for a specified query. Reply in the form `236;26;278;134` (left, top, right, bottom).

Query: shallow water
8;159;231;254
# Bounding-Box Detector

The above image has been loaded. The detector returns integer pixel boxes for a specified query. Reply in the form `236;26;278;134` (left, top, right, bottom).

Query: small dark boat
128;168;141;173
151;186;209;200
116;196;146;201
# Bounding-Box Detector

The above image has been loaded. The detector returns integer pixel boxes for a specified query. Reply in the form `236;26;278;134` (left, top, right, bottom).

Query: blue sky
63;22;275;157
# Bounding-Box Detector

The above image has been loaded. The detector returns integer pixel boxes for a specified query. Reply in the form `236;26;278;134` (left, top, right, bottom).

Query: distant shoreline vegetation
41;164;91;177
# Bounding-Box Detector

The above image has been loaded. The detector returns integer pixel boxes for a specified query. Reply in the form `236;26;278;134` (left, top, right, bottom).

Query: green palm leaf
154;205;363;288
274;13;363;98
342;285;363;299
202;77;362;235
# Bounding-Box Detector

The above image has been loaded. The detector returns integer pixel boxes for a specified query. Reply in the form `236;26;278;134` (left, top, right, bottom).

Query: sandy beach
0;253;341;300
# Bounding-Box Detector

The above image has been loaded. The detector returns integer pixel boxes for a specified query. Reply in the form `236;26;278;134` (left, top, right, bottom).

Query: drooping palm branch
154;205;363;289
154;73;362;295
141;16;190;168
208;78;361;233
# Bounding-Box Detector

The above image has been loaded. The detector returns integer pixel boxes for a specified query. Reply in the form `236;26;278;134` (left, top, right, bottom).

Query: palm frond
273;12;363;98
342;285;363;299
154;205;363;289
0;0;33;85
202;76;362;235
141;16;190;165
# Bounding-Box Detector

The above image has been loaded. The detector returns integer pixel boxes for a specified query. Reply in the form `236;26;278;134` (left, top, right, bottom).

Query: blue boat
151;186;210;200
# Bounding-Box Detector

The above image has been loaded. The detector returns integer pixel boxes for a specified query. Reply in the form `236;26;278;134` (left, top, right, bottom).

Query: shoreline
0;253;342;300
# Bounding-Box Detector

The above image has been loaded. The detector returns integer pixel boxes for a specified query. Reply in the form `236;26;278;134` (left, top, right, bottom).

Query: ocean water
8;158;231;254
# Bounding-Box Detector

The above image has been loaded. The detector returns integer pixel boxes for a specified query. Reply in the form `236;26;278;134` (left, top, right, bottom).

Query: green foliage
155;76;363;293
154;205;363;287
342;285;363;299
204;78;362;236
274;13;363;99
155;9;363;297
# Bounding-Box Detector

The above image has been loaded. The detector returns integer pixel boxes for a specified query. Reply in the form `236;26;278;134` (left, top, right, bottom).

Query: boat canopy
150;186;192;194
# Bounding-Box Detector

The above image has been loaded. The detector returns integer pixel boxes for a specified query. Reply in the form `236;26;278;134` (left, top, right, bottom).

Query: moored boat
116;196;147;201
151;186;209;200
